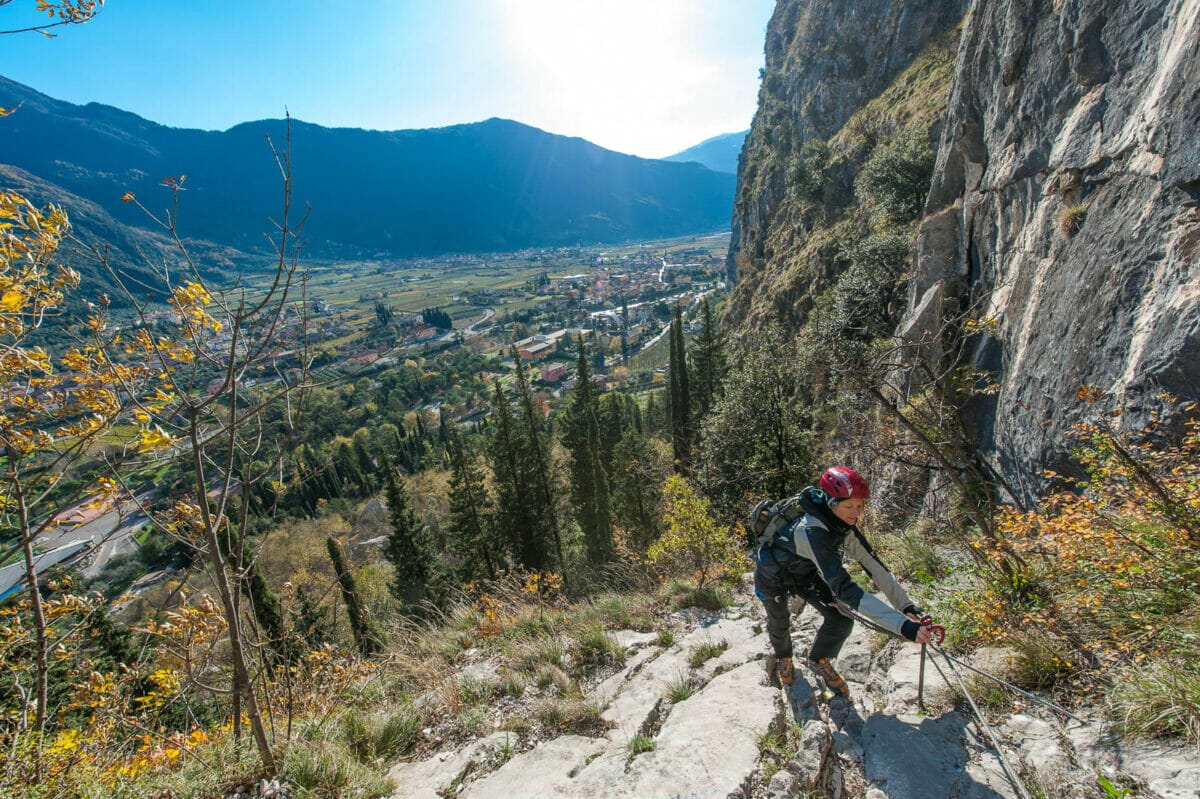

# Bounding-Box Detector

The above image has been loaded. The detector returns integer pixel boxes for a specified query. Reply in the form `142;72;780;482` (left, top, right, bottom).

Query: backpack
745;496;827;551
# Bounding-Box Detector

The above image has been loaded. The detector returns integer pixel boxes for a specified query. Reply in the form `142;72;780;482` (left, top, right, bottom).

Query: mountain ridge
0;76;736;261
663;130;748;174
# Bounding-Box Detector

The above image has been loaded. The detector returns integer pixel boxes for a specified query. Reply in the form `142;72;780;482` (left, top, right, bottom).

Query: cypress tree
215;523;293;663
447;427;499;581
691;297;727;419
382;462;439;608
326;535;384;657
644;390;660;436
510;352;565;571
351;431;377;493
488;381;537;569
563;337;613;564
586;407;614;563
668;305;692;471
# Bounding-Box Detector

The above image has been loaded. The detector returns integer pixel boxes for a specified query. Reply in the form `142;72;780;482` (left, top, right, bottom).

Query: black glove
903;604;926;619
900;619;922;642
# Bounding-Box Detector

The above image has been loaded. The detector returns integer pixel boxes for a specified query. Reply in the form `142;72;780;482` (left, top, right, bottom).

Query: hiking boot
809;657;849;698
776;656;795;686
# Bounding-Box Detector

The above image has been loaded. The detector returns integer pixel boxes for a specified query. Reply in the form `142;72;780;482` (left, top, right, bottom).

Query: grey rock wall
727;0;968;310
907;0;1200;502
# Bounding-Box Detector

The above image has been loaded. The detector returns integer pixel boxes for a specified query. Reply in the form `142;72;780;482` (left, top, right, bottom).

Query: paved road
36;498;151;579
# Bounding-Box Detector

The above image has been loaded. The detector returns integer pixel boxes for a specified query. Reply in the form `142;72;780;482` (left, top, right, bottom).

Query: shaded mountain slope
0;77;736;259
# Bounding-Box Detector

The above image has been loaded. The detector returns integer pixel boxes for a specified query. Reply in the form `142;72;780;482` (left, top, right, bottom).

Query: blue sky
0;1;775;158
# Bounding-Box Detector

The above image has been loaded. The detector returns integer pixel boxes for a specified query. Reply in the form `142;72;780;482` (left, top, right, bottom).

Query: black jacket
756;486;920;641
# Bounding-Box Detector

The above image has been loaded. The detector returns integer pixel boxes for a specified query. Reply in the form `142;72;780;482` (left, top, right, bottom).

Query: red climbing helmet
820;466;870;501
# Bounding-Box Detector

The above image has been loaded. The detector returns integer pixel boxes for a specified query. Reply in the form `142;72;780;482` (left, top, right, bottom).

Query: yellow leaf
1;289;25;311
139;425;175;452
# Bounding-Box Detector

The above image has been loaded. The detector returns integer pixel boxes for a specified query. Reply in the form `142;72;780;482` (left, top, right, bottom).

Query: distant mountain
0;77;736;261
664;131;748;174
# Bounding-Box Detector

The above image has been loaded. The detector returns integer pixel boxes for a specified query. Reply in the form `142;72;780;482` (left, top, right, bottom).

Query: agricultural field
243;232;731;334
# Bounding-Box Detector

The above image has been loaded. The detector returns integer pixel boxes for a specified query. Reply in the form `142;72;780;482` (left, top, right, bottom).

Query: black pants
757;569;854;661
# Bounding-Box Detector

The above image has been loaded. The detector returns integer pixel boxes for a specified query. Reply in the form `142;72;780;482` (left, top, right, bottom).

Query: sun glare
498;1;726;155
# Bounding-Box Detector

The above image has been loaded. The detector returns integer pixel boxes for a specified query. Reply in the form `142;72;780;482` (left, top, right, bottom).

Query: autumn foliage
958;393;1200;732
648;475;748;588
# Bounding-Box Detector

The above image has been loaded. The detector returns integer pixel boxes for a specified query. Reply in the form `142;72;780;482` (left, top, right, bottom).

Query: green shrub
855;125;935;222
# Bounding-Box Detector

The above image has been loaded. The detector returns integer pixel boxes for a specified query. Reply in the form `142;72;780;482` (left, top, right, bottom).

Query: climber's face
832;498;865;526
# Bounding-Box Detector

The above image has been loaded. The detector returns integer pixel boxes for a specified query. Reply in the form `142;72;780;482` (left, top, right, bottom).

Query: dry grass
1058;203;1087;237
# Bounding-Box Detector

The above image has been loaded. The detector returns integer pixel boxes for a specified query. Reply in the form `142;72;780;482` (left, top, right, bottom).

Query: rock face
726;0;968;323
728;0;1200;500
907;0;1200;501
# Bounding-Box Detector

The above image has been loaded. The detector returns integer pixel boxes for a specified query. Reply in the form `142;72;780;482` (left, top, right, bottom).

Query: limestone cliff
905;0;1200;502
728;0;1200;501
727;0;968;328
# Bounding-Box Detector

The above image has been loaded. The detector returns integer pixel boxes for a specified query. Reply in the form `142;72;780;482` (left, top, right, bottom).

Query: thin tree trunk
190;415;277;773
11;461;48;748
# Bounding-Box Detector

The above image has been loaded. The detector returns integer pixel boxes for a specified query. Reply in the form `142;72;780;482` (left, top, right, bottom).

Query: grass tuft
572;622;626;668
688;638;728;668
665;670;697;703
1110;659;1200;744
671;584;734;611
627;734;657;757
1058;203;1087;237
282;741;394;799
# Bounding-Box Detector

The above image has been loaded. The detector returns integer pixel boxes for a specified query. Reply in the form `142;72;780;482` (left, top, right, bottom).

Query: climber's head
820;466;869;526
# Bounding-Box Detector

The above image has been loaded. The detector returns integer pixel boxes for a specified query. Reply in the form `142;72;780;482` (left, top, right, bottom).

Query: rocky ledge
385;579;1198;799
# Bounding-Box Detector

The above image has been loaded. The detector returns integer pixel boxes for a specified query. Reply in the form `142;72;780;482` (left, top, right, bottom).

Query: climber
754;466;935;696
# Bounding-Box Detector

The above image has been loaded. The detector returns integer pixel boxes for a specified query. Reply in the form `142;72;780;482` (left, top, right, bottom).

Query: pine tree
611;431;672;551
382;462;439;608
447;427;499;581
